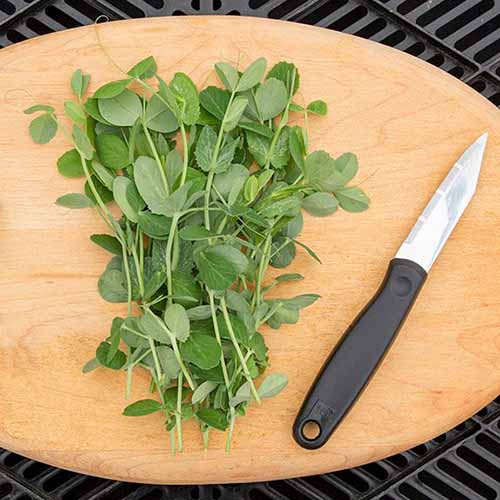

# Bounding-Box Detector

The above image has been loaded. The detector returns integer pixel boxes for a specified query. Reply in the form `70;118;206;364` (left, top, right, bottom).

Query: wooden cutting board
0;16;499;485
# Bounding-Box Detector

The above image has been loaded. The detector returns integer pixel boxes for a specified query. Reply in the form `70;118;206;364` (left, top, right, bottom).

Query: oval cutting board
0;16;499;485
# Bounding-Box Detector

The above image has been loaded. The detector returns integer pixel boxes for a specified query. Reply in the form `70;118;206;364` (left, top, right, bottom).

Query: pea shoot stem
179;122;189;186
142;118;170;195
204;91;236;230
219;297;260;404
165;214;179;307
176;372;183;452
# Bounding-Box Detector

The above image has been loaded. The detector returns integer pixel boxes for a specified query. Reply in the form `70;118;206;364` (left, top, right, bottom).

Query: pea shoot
26;56;369;452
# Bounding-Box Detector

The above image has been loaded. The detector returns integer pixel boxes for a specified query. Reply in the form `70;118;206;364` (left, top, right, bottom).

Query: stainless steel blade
395;133;488;271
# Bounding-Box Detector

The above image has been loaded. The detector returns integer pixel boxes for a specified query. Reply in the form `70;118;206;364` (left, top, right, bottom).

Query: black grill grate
1;1;500;499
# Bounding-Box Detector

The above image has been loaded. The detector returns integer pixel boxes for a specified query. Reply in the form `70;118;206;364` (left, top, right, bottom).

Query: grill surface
1;1;499;499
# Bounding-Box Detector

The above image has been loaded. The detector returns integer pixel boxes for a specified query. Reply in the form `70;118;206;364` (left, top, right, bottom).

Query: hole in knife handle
302;420;321;441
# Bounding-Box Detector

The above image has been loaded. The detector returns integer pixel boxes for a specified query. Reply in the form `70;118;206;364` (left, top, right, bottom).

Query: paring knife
293;134;488;450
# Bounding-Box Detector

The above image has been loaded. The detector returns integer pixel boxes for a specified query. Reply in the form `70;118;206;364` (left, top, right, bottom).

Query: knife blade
293;134;488;450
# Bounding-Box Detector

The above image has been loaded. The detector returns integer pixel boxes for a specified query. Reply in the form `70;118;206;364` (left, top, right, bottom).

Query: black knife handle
293;258;427;450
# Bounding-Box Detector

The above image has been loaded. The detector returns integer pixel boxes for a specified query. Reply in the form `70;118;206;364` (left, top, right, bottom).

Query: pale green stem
128;224;144;299
219;298;260;404
204;92;236;230
176;372;183;452
142;120;170;195
254;235;272;310
121;244;132;316
148;339;163;383
208;292;232;392
179;122;189;186
165;214;179;307
170;336;195;391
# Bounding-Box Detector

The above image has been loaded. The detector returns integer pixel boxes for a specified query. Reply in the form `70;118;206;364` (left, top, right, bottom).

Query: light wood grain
0;16;499;485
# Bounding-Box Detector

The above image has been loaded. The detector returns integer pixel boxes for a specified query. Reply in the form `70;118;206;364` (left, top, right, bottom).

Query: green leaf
287;294;320;309
284;212;303;238
140;309;171;344
170;72;199;125
57;149;84;178
85;175;113;204
96;134;130;169
275;273;304;284
93;79;131;99
214;164;249;198
179;225;216;241
72;125;94;160
244;175;259;203
98;257;138;303
157;345;180;379
223;96;247;131
196;408;228;431
238;120;273;138
270;126;290;168
194;244;248;291
199;86;230;121
260;196;301;219
95;341;126;370
92;160;115;190
237;57;267;92
24;104;54;114
195;125;217;172
160;183;191;217
304;150;344;191
216;313;250;346
164;303;190;342
90;234;122;255
258;373;288;398
56;193;93;209
289;102;304;112
29;113;57;144
120;316;147;348
146;95;178;133
192;380;218;404
137;211;172;238
180;334;221;370
84;98;112;125
255;78;288;120
335;186;370;212
127;56;157;79
98;89;142;126
215;62;239;91
225;289;250;313
172;270;202;307
229;382;252;407
107;317;123;362
216;136;239;173
166;149;183;188
187;305;212;321
133;156;169;215
307;99;327;116
82;357;100;373
294;239;322;264
335;152;358;183
289;125;306;171
157;76;181;119
71;69;90;98
268;303;299;327
64;101;86;124
112;176;144;223
302;192;338;217
251;332;268;361
267;61;300;96
246;131;270;166
123;399;162;416
270;237;296;268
